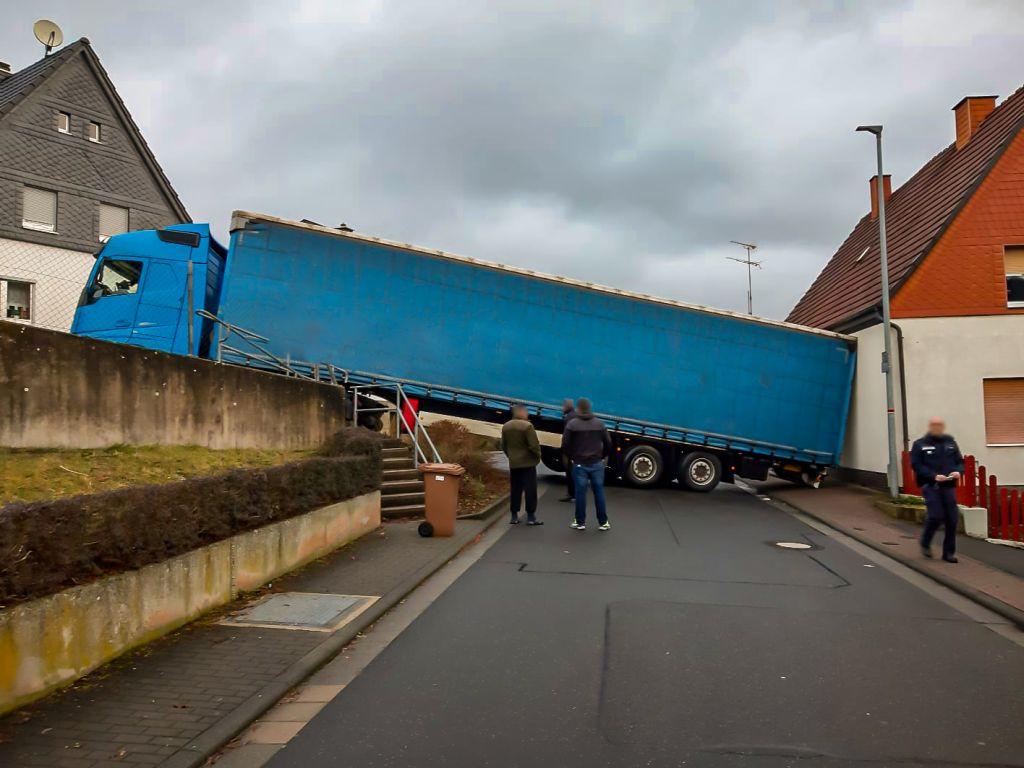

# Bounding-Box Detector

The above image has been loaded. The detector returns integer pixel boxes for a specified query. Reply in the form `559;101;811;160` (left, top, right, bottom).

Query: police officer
910;416;965;563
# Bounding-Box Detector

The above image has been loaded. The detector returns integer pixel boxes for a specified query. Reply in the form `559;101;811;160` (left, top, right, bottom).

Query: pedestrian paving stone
0;517;493;767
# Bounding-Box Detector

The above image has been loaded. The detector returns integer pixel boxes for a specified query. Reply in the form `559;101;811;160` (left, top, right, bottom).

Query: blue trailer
71;211;855;490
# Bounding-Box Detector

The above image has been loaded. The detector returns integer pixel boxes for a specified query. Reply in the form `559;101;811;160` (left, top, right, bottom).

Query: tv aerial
727;240;762;315
34;19;64;56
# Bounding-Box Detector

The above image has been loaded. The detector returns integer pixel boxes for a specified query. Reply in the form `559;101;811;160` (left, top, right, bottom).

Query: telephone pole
727;241;760;315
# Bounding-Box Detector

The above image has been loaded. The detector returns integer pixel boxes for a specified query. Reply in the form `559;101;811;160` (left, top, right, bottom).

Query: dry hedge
0;443;381;604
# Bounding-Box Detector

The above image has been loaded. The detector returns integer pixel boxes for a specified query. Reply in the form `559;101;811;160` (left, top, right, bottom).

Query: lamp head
856;125;883;135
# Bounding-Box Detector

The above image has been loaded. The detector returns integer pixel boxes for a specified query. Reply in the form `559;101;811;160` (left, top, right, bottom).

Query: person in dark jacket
500;405;543;526
562;398;613;531
559;398;577;503
910;417;965;562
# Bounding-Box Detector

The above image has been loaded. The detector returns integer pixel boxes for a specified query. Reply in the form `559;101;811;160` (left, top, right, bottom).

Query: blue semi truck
70;211;856;491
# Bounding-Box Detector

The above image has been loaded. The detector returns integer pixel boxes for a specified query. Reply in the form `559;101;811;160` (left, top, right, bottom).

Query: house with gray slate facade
0;37;188;332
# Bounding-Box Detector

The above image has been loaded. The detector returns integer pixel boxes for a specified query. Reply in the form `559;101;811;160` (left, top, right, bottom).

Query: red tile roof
787;85;1024;329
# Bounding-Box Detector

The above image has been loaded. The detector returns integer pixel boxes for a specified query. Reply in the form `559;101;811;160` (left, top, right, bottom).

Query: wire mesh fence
0;237;94;333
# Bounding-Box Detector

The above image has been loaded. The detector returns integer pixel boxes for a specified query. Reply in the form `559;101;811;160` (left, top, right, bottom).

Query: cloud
4;0;1022;318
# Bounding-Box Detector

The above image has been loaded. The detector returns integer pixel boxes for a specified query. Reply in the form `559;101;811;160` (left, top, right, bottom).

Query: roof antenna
727;240;762;315
34;19;64;56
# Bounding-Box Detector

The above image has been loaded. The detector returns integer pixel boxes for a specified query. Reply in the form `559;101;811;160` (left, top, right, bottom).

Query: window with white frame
4;279;32;320
87;121;101;142
1006;246;1024;308
22;187;57;232
56;111;70;133
98;203;129;242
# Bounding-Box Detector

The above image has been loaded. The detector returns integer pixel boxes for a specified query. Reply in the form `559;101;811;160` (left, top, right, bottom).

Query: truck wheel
623;445;663;487
679;451;721;492
541;446;565;473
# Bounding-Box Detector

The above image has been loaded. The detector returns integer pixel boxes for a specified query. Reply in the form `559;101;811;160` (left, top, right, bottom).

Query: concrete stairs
380;440;425;519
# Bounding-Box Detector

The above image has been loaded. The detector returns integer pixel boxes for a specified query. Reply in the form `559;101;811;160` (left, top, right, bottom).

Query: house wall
838;323;905;486
0;47;185;330
893;127;1024;319
0;236;93;331
899;315;1023;484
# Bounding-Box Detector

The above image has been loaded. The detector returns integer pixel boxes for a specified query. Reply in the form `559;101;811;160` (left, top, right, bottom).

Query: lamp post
856;124;899;500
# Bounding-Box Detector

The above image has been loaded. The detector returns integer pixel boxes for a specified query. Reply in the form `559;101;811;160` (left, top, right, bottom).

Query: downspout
890;320;910;453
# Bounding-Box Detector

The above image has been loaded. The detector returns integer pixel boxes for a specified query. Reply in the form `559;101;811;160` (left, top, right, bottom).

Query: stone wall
0;321;347;450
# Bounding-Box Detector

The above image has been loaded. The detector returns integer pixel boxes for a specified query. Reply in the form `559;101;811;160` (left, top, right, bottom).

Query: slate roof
0;38;188;221
787;85;1024;330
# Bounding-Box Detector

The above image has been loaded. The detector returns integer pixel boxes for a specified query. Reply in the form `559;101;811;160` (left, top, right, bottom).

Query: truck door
130;259;187;350
72;257;146;342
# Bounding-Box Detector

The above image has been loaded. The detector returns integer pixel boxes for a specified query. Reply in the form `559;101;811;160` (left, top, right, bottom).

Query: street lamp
856;124;899;500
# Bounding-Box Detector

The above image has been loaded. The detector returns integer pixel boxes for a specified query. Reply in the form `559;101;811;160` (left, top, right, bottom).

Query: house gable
787;85;1024;330
0;40;187;253
892;127;1024;318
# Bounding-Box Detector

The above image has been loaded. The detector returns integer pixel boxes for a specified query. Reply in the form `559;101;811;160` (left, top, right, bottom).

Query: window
87;121;101;142
1005;246;1024;308
98;203;129;242
22;187;57;232
984;378;1024;445
89;259;143;301
4;280;32;320
56;111;70;133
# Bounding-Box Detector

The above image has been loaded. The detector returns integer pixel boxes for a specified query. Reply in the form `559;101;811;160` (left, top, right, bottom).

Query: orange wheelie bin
417;463;466;537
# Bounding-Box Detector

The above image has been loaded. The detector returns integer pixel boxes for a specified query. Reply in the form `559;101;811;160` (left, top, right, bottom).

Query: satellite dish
34;19;64;55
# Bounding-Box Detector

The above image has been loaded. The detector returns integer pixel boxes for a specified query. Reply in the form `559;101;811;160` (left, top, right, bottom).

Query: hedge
0;443;381;604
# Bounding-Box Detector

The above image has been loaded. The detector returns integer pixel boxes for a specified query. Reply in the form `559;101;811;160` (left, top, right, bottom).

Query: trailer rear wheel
623;445;663;487
679;451;721;492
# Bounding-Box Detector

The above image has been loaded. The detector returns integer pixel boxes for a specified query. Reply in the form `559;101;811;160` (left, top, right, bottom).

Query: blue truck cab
71;224;226;356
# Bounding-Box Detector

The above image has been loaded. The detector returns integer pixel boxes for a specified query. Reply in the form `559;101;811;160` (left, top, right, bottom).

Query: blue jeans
573;462;608;525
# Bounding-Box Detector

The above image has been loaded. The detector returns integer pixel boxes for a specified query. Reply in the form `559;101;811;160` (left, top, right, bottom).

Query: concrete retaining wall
0;322;347;450
0;490;380;715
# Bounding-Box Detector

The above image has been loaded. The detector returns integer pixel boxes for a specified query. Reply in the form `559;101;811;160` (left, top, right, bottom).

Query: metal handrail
352;382;442;465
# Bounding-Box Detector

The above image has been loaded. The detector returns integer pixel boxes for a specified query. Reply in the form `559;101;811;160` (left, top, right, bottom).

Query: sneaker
570;521;586;530
559;496;574;503
942;555;959;564
598;522;611;531
921;547;932;559
510;516;520;525
527;518;544;526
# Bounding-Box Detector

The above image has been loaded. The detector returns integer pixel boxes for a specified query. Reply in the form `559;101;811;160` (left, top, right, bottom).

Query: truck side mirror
90;286;104;303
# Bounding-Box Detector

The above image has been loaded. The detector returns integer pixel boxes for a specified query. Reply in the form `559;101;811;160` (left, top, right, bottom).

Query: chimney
953;95;997;150
869;174;891;220
0;62;11;82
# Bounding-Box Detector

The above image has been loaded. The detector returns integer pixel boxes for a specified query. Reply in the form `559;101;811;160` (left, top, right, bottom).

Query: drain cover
774;541;812;550
222;592;378;632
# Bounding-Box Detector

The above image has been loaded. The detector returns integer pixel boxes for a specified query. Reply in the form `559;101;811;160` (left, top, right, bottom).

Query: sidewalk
0;504;504;768
762;481;1024;628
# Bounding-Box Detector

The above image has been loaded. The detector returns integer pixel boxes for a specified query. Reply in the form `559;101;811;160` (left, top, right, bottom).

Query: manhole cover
774;541;812;550
222;592;378;632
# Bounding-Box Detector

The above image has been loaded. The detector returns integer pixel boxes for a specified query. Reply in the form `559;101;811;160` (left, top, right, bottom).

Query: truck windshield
90;259;143;300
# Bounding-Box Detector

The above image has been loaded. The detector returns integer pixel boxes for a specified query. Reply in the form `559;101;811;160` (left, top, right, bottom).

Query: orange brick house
788;89;1024;486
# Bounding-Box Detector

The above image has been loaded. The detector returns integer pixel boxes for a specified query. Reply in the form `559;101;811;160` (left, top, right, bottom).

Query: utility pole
857;124;899;500
727;241;760;315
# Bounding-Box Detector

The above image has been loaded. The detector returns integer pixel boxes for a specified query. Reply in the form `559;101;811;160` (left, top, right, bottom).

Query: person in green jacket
500;405;543;526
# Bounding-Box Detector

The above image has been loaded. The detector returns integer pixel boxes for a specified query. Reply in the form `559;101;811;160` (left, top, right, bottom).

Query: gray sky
5;1;1023;318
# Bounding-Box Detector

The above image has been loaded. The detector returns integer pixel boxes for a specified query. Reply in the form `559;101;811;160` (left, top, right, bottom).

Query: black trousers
921;485;958;557
509;466;538;517
565;461;575;498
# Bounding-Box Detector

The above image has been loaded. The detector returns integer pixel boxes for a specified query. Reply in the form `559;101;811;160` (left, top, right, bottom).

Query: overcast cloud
4;1;1023;317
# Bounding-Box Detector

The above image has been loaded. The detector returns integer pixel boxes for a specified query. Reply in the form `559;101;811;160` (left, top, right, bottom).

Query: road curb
164;496;508;768
773;494;1024;631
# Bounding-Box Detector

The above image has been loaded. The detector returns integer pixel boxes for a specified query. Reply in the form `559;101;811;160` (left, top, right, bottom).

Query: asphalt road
268;477;1024;768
